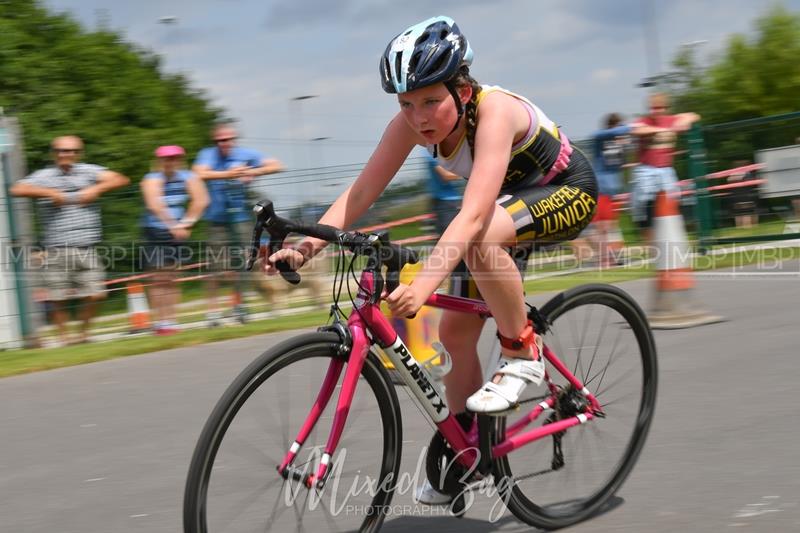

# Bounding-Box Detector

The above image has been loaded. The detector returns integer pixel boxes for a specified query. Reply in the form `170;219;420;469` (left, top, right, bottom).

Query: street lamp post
289;95;318;170
288;95;319;215
310;136;331;169
638;39;708;90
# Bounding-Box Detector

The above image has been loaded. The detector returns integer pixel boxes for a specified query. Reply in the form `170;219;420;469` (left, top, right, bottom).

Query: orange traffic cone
127;282;151;332
648;190;723;329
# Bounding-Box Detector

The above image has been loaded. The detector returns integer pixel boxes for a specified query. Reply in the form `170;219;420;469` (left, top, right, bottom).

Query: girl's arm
407;92;517;300
290;114;419;264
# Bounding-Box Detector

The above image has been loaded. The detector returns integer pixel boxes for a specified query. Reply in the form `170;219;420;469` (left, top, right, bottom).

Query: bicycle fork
276;324;371;490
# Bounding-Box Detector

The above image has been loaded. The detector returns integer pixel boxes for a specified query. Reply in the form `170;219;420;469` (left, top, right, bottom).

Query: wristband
179;217;197;227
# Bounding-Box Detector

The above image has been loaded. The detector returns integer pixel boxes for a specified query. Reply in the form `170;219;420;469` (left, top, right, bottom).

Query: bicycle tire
183;331;403;532
488;284;658;530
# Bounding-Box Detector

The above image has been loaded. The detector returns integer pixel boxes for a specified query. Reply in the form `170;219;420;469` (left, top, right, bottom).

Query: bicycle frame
277;269;603;490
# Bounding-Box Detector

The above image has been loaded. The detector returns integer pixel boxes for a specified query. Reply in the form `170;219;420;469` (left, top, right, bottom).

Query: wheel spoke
490;288;656;529
186;337;400;532
585;306;612;383
595;366;637;399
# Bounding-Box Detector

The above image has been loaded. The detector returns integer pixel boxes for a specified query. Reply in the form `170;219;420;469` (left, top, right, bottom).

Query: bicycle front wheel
183;332;403;532
490;284;658;530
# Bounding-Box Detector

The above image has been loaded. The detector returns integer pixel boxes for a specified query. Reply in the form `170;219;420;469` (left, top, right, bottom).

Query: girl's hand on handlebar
263;248;304;275
385;283;424;318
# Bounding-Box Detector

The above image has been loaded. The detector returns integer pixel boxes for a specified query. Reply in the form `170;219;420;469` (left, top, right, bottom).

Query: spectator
192;123;284;326
631;93;700;243
725;160;759;229
423;152;470;293
141;145;209;335
10;135;130;345
589;112;633;266
425;152;462;235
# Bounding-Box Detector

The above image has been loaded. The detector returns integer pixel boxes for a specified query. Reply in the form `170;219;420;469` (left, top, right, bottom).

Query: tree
0;0;224;256
669;5;800;168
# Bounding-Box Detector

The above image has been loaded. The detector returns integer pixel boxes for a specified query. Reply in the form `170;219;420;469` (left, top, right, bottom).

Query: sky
40;0;800;173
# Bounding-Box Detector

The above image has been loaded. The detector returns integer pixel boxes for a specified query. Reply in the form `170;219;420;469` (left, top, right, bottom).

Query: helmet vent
394;53;403;83
409;50;422;72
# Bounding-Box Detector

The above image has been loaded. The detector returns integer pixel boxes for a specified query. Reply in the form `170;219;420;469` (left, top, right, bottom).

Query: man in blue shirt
425;153;462;236
588;113;633;266
193;123;284;325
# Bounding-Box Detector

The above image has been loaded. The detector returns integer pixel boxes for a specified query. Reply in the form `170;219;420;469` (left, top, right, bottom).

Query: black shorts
141;227;191;270
635;200;657;230
450;149;598;298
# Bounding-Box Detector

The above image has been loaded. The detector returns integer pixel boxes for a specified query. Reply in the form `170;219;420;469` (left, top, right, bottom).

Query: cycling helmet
380;16;473;94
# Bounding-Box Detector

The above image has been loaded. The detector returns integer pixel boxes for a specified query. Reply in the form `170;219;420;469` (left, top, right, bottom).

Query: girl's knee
439;313;482;353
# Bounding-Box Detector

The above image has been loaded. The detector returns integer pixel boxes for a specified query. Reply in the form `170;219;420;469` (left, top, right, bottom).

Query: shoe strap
478;380;524;405
495;356;545;383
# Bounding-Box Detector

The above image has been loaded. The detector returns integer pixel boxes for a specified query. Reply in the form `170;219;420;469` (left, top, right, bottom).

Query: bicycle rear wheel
489;284;657;529
183;332;402;532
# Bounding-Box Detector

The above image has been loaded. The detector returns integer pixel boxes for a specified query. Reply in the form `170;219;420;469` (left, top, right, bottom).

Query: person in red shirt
630;93;700;241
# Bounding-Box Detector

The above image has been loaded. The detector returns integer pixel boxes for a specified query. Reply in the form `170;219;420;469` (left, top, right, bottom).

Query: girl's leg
461;204;543;413
464;204;532;360
438;309;484;413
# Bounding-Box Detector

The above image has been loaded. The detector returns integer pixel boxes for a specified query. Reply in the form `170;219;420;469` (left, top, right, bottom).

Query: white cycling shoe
414;479;452;505
466;351;546;414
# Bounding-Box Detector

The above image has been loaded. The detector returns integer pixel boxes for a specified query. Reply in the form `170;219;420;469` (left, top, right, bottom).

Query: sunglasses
53;148;82;154
214;137;237;143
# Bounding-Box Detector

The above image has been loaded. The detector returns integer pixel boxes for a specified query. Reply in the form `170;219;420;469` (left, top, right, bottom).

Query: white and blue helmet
380;16;474;94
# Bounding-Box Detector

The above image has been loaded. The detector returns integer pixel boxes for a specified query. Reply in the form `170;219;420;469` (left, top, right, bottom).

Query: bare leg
148;279;167;324
438;310;484;413
164;273;180;324
149;271;175;325
51;300;70;345
464;204;532;361
78;294;103;342
206;276;220;316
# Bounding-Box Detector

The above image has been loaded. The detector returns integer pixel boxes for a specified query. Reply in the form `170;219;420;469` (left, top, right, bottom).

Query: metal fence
3;112;800;350
687;112;800;247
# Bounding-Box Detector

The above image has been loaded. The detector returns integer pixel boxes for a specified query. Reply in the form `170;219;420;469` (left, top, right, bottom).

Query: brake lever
246;220;263;271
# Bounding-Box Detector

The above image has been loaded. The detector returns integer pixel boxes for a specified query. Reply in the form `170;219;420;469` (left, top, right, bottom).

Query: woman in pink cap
140;145;209;335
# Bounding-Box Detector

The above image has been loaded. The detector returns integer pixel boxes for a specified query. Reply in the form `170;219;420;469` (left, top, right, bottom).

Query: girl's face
397;83;470;144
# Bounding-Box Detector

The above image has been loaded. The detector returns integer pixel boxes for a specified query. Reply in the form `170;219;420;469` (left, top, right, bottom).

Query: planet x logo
394;342;446;418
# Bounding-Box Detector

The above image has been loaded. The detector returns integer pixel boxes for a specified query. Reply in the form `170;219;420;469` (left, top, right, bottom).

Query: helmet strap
445;80;465;134
433;80;465;159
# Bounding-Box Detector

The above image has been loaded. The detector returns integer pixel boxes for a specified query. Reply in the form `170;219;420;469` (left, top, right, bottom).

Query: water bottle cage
420;342;452;380
496;320;535;350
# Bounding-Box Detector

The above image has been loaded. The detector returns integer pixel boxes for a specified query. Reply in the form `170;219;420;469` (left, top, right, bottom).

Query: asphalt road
2;260;799;532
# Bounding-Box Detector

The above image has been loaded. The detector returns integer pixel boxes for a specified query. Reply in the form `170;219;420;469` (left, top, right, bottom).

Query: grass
2;246;797;379
0;309;330;378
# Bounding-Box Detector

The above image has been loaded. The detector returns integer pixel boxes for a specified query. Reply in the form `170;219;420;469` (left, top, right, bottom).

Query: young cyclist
265;15;597;503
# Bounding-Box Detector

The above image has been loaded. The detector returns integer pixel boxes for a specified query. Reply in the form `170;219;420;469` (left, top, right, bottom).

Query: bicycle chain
501;407;565;483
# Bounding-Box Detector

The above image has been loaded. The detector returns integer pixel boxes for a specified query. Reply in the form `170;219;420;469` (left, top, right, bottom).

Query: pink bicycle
183;200;658;532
